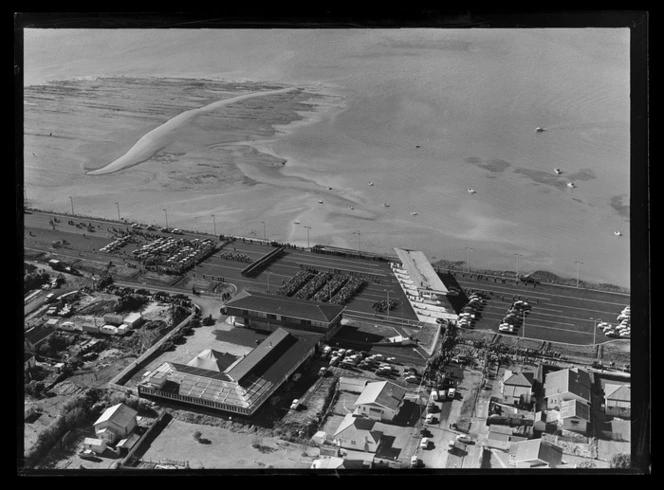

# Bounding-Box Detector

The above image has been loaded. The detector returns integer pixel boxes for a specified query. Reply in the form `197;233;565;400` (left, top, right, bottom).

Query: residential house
604;383;630;415
500;370;535;405
513;438;564;468
543;368;591;410
559;399;590;434
353;380;407;422
332;413;382;453
24;325;56;352
485;425;528;451
93;403;138;444
533;410;560;433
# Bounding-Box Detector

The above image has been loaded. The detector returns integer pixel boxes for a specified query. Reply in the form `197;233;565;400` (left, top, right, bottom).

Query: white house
123;312;144;329
559;399;590;434
500;370;535;405
353;381;406;422
332;414;382;453
93;403;138;444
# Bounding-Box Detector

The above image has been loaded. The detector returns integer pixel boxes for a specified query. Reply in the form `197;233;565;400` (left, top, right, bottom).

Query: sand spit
87;87;299;175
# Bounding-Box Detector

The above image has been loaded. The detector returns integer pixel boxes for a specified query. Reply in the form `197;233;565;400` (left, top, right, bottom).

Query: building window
570;420;579;425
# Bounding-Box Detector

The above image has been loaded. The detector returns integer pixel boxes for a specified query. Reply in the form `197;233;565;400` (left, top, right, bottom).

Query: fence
119;412;173;467
486;416;534;427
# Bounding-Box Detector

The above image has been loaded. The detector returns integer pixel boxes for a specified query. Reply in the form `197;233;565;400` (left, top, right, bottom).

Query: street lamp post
465;247;474;272
261;221;267;241
353;231;361;252
304;225;311;249
590;317;598;346
69;196;74;215
575;260;583;288
514;253;523;283
115;202;121;221
266;271;272;293
522;308;526;339
163;209;168;229
212;214;216;236
386;290;391;318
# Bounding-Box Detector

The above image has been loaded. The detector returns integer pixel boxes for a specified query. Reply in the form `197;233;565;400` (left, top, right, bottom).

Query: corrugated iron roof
514;439;563;466
94;403;138;429
560;399;590;421
354;381;406;411
604;383;631;402
544;368;591;402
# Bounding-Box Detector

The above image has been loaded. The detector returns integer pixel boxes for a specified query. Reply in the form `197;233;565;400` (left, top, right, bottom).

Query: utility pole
115;202;121;221
304;226;311;249
212;214;216;236
69;196;74;215
522;309;526;339
575;260;583;288
163;208;168;229
261;221;267;241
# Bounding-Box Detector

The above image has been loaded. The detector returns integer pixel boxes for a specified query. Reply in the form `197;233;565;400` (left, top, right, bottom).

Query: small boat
467;188;476;194
383;203;390;207
410;212;418;216
554;168;562;174
349;206;354;210
368;182;374;186
567;182;575;188
536;127;546;132
318;200;324;204
614;231;622;236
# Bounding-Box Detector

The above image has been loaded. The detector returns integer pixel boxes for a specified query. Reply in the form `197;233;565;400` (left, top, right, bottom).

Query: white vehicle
456;434;471;444
499;324;514;333
431;389;439;402
386;357;397;363
337;349;346;356
290;399;300;410
420;438;429;449
411;456;422;468
467;188;476;194
425;413;438;424
554;168;562;174
318;200;324;204
318;367;328;376
447;387;456;399
567;182;576;188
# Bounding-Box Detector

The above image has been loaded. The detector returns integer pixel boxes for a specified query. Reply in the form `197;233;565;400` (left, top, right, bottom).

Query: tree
610;453;632;469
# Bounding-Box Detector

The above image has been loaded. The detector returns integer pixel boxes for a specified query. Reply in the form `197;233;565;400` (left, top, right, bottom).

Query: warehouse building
223;290;345;340
138;327;319;416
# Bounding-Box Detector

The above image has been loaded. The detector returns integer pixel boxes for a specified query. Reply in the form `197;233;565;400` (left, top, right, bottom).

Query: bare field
139;418;317;469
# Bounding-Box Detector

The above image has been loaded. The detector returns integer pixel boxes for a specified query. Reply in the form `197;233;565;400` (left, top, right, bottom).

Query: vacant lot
139;418;317;469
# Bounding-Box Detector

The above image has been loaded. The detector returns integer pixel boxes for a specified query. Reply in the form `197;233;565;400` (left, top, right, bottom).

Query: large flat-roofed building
137;328;318;416
223;290;344;340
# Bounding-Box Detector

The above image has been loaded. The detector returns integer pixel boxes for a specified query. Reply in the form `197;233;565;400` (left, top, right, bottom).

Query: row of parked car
599;305;631;338
498;300;531;334
457;292;487;328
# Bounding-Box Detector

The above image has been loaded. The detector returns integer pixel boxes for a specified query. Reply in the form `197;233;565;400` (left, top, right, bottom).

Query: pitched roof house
513;438;564;468
500;370;535;404
604;383;630;411
332;414;383;453
93;403;138;444
559;399;590;434
353;381;406;422
543;368;591;409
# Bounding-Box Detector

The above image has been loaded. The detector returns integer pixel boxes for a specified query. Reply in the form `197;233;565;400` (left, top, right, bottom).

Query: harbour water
23;28;631;287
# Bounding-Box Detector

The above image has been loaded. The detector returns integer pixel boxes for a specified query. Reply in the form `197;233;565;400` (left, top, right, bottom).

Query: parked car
447;387;456;399
290;399;300;410
318;367;328;376
420;438;429;449
405;375;419;383
410;456;423;468
425;413;438;424
456;434;471;444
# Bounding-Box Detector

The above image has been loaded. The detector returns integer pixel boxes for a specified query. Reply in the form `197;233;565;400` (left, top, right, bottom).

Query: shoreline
22;206;630;296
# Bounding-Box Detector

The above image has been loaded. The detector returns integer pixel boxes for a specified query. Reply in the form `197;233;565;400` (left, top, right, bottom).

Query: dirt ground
139;418;318;469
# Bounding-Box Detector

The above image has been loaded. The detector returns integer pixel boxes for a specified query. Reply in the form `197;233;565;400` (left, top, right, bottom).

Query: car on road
329;356;340;366
447;387;456;399
290;399;300;410
456;434;471;444
499;323;515;333
318;367;328;376
420;438;430;449
425;413;438;424
410;456;423;468
405;375;419;384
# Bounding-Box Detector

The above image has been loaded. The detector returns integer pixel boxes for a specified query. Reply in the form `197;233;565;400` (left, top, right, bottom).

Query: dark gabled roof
25;326;56;345
226;327;317;384
503;371;534;387
225;290;344;323
544;368;591;402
